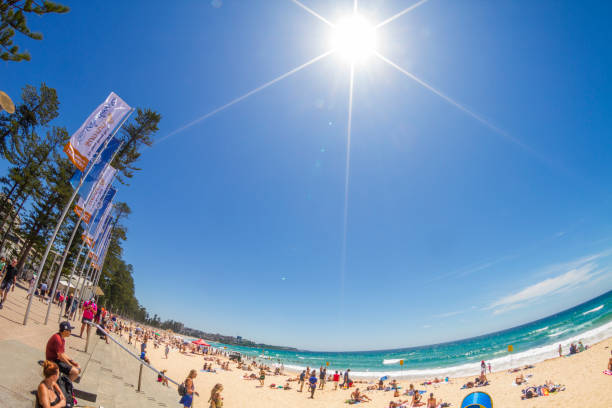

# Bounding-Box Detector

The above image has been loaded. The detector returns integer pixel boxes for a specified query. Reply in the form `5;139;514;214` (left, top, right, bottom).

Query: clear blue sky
3;0;612;350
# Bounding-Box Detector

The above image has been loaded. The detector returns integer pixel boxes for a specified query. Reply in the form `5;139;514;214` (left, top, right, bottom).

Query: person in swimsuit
259;368;265;386
351;388;371;402
179;369;199;407
427;392;438;408
208;383;223;408
412;389;423;406
37;361;67;408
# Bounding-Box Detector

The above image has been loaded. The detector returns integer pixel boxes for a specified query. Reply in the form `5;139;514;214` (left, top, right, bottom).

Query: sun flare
331;15;377;62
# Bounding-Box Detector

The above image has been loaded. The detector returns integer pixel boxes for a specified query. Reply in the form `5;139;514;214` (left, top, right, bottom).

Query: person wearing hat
45;321;81;381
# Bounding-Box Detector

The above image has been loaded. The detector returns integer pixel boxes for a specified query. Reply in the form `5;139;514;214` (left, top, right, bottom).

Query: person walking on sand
308;370;318;399
179;369;199;408
319;366;326;389
341;369;351;389
259;368;265;387
209;383;224;408
488;362;491;373
165;343;170;359
333;370;340;390
298;370;306;392
558;344;562;357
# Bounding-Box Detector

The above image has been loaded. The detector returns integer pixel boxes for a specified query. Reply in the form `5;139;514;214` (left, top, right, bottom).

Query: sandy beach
138;332;612;408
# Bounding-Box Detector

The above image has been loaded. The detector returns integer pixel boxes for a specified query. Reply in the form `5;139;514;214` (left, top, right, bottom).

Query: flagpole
44;218;80;324
23;108;133;325
59;239;85;322
74;263;94;319
50;141;123;325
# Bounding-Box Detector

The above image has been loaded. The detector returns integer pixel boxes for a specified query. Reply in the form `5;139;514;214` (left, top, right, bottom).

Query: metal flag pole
74;263;94;319
49;143;123;325
59;236;87;322
92;236;111;289
23;108;133;325
44;218;80;324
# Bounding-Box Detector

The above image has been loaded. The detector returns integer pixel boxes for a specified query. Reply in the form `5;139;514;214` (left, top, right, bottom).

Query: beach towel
604;370;612;375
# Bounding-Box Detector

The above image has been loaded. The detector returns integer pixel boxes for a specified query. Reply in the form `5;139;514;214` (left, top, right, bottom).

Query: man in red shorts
46;321;81;381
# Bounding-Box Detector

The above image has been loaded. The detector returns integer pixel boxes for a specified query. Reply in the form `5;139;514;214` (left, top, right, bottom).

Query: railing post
137;363;144;392
85;322;92;353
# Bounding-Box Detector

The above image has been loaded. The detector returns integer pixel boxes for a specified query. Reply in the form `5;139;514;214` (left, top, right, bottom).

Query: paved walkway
0;282;179;407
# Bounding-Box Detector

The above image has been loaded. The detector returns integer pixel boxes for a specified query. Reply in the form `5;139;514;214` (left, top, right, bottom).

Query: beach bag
178;382;186;396
57;375;75;408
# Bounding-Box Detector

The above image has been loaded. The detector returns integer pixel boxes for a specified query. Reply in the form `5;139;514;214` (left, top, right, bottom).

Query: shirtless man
427;393;438;408
351;388;371;402
608;350;612;370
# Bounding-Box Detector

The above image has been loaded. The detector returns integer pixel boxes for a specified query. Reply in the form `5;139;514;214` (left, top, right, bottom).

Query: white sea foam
280;320;612;379
383;359;402;365
548;329;570;337
531;326;549;334
582;305;604;316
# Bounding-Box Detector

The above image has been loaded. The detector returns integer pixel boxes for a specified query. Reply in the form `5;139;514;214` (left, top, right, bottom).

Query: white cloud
434;310;466;318
488;262;602;315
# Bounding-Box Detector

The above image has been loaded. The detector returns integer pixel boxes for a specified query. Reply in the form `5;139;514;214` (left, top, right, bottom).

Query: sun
331;15;377;62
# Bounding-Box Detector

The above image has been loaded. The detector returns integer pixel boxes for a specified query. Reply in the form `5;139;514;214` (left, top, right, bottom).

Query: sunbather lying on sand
388;400;409;408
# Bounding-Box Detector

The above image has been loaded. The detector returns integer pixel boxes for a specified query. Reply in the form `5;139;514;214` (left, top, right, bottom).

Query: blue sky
3;0;612;350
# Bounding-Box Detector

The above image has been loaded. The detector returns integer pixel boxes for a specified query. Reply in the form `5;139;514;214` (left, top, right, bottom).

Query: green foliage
0;0;69;62
113;108;161;184
0;82;163;326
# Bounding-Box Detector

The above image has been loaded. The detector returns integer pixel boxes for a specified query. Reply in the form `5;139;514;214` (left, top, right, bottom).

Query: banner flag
69;137;121;190
88;203;114;248
74;164;117;223
64;92;130;171
83;188;116;247
90;222;112;261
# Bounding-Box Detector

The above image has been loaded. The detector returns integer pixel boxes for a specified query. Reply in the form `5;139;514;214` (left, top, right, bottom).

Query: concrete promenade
0;282;178;407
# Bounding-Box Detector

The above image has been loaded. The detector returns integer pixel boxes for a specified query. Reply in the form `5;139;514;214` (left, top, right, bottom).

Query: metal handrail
86;321;182;388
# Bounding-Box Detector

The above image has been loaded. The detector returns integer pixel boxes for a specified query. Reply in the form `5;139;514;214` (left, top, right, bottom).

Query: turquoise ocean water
204;290;612;378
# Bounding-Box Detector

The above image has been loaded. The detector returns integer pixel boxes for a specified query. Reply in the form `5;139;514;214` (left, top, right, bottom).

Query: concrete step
84;332;179;408
0;339;42;407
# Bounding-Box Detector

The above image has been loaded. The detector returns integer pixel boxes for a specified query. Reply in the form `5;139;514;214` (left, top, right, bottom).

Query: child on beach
333;371;340;390
259;368;265;386
158;369;169;386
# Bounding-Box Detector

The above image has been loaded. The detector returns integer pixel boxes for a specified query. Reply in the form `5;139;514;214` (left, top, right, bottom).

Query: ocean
205;290;612;379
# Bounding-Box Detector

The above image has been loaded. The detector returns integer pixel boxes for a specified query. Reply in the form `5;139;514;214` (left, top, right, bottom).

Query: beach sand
145;334;612;407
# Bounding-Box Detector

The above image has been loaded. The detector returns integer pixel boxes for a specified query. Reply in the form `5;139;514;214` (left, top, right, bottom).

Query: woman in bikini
180;369;199;408
208;383;224;408
37;361;67;408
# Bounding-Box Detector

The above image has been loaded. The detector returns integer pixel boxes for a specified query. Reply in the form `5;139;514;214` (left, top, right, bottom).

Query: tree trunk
0;180;18;223
0;192;28;252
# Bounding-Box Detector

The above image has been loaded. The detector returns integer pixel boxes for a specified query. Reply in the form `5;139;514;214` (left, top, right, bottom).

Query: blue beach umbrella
461;392;493;408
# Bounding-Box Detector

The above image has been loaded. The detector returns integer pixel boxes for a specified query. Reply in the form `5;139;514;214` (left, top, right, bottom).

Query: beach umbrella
192;339;211;346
